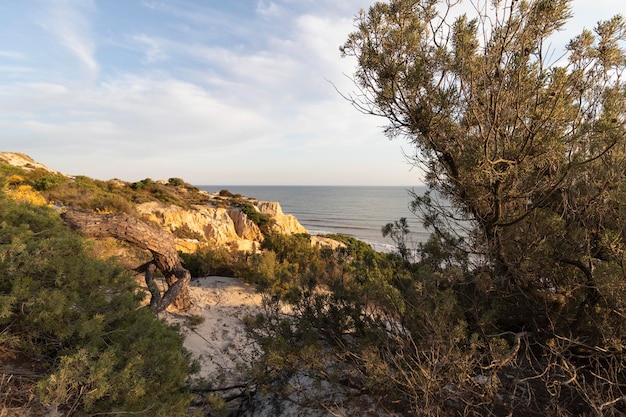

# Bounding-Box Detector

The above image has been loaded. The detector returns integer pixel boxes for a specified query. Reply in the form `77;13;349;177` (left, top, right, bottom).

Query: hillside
0;152;369;416
0;152;309;253
3;152;622;416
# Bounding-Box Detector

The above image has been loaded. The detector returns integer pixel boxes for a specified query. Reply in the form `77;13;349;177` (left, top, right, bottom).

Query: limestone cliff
254;201;308;235
136;199;308;253
136;202;241;245
0;152;312;253
228;208;263;240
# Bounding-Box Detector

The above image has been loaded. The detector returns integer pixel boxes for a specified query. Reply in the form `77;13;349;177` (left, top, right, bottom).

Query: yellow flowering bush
6;184;48;206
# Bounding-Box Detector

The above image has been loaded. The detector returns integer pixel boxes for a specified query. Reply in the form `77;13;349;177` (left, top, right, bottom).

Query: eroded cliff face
254;201;308;235
228;209;262;240
0;152;344;257
137;202;238;244
136;199;308;253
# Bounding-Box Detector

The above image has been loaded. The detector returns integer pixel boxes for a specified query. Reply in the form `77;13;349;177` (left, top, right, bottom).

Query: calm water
198;186;430;251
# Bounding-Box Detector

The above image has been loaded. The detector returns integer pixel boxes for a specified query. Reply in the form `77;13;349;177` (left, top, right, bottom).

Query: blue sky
1;0;624;185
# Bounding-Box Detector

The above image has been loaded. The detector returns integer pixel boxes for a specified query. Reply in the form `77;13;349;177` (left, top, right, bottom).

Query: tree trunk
61;209;192;313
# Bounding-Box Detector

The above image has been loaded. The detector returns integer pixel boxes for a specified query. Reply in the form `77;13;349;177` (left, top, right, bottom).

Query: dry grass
0;368;47;417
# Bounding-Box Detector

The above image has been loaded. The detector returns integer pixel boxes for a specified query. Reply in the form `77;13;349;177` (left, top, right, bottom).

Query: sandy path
166;276;263;385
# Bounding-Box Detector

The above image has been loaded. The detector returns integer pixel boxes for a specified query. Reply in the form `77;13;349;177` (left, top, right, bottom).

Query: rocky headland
0;152;313;253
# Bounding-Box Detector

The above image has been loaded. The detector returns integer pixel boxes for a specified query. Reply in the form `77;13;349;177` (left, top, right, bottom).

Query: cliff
254;200;308;235
0;152;314;253
0;152;61;174
136;199;309;252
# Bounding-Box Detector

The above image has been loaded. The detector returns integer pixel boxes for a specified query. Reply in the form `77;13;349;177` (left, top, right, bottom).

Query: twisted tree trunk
61;210;191;313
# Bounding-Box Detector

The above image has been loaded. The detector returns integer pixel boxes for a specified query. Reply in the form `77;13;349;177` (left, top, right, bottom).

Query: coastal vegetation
1;0;625;415
0;190;193;415
337;0;626;414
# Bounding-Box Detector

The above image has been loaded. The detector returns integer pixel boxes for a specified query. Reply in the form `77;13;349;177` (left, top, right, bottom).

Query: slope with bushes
0;191;194;415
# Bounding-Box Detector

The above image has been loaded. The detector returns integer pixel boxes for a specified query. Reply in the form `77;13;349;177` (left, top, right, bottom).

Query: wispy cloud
0;50;27;60
41;0;98;77
0;0;441;184
133;34;169;63
256;1;284;18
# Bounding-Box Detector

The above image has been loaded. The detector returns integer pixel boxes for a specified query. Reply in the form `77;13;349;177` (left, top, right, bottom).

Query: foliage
130;177;155;190
382;217;412;261
33;173;65;191
0;163;215;214
244;233;476;414
167;177;185;187
172;224;205;241
0;194;193;415
336;0;626;414
240;202;272;230
218;189;234;197
260;232;314;264
180;246;244;278
343;0;626;323
5;184;48;206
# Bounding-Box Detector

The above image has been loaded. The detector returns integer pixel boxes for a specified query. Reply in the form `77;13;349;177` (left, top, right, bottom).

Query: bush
172;224;205;240
218;189;233;197
168;177;185;187
0;194;193;415
33;174;65;191
240;202;272;231
245;232;491;415
130;178;154;190
180;246;244;278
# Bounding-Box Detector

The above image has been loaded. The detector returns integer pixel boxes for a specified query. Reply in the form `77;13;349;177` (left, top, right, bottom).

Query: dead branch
62;209;191;312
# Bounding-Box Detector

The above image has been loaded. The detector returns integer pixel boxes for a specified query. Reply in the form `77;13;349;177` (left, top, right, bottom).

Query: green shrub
218;189;233;197
245;231;478;414
130;178;154;190
168;177;185;187
172;224;205;240
33;174;65;191
260;232;312;263
180;246;244;278
239;202;271;230
0;194;193;415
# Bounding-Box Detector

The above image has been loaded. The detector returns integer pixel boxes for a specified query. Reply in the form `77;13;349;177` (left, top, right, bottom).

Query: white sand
165;276;263;386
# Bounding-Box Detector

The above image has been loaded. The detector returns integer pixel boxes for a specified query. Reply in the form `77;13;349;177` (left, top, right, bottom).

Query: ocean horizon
198;185;430;252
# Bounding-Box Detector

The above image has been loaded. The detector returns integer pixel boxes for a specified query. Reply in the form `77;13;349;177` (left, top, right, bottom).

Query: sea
198;186;430;252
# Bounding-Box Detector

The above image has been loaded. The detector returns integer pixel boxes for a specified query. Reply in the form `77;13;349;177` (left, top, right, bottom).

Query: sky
1;0;624;185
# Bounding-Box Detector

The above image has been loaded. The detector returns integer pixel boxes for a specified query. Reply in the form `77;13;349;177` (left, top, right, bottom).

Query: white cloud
133;34;169;63
0;82;69;114
41;0;98;77
1;75;274;155
1;0;423;185
256;1;284;18
0;66;35;78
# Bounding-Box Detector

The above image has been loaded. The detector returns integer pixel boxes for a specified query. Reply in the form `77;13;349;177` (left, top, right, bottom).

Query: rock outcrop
136;200;308;252
0;151;313;253
255;201;308;235
0;152;60;174
228;208;263;240
137;202;242;245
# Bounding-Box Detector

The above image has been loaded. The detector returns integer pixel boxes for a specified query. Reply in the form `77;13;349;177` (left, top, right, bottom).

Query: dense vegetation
185;1;626;415
338;0;626;414
0;159;212;214
2;0;625;414
0;190;193;415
